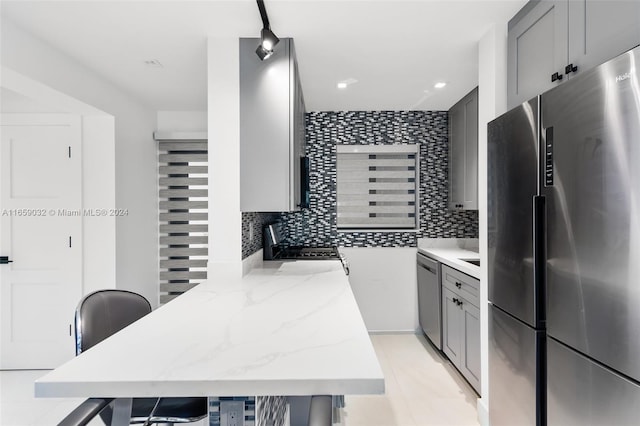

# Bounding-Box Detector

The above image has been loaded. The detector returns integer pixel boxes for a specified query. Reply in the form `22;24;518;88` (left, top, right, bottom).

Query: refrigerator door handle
533;195;546;327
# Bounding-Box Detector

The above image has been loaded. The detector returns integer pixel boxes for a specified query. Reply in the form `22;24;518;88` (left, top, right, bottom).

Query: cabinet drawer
442;264;479;307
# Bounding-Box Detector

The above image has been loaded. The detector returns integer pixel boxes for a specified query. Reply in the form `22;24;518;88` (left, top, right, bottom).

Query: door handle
0;256;13;264
551;72;563;82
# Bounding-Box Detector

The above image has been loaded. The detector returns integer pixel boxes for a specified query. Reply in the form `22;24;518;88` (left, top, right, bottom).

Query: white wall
207;38;243;278
477;23;508;426
81;115;117;294
157;110;207;133
1;67;117;297
1;19;159;307
340;247;419;332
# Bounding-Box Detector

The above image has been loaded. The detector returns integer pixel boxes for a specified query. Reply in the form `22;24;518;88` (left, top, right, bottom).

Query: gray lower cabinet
448;87;478;210
507;0;640;109
442;287;463;366
441;264;481;394
239;37;306;212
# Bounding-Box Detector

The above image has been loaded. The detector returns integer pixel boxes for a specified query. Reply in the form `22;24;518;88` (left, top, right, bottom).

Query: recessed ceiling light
337;78;358;89
434;82;447;89
144;59;163;68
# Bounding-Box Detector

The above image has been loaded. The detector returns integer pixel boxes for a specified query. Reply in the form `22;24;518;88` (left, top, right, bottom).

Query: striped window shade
337;144;419;229
156;136;208;304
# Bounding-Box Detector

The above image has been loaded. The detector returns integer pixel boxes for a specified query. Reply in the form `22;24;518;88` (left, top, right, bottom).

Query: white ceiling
1;0;526;112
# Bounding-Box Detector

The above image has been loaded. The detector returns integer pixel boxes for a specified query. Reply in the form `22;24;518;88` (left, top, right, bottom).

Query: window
156;137;208;304
336;144;419;230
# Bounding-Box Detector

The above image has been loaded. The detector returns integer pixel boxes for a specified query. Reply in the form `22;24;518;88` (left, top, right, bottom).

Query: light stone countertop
36;261;384;398
418;245;481;280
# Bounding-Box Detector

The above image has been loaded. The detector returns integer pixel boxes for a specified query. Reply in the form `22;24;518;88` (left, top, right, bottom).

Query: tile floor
338;334;479;426
0;333;479;426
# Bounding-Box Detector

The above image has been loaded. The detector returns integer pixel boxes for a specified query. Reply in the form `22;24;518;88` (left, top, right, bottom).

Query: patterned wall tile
241;110;479;258
256;396;288;426
241;212;280;259
209;397;255;426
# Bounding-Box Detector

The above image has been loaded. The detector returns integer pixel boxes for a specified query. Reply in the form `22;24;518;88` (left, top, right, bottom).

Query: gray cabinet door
442;279;481;394
240;38;305;212
508;0;640;109
507;1;568;108
461;301;480;393
448;87;478;210
442;287;462;367
449;100;465;208
290;43;306;210
567;0;640;79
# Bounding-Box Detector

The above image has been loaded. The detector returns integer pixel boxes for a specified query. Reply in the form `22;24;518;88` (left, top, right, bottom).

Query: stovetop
277;246;341;260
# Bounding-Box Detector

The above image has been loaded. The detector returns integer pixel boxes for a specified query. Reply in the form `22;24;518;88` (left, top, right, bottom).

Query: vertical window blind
157;138;208;304
337;144;419;229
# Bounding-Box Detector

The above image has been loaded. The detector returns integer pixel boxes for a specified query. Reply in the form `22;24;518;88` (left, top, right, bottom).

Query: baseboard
477;397;489;426
367;329;421;335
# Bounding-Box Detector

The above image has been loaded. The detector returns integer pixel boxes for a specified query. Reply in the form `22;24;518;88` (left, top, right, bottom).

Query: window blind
337;144;419;229
157;138;208;304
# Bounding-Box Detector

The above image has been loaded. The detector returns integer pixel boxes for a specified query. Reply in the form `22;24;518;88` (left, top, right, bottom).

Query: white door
0;114;82;369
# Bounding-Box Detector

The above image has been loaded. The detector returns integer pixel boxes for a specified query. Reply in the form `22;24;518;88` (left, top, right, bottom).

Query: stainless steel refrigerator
488;45;640;426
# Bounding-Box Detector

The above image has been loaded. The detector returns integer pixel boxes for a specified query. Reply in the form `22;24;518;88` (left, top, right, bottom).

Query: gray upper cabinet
240;38;306;212
507;1;567;108
567;1;640;74
508;0;640;109
448;87;478;211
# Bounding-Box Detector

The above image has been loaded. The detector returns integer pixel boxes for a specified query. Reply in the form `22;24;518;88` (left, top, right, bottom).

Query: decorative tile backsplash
241;111;479;259
256;396;288;426
209;397;255;426
241;212;280;259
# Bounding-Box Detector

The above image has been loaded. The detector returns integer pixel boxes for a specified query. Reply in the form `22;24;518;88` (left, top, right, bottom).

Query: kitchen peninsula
35;261;384;423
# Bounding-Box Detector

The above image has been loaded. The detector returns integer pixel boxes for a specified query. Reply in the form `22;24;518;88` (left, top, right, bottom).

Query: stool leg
111;398;133;426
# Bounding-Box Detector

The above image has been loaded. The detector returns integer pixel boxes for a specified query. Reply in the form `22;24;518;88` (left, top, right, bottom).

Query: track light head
256;27;279;61
261;28;279;51
256;43;274;61
255;1;279;60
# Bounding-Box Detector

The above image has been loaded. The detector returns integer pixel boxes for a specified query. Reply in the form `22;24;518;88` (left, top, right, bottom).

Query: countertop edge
35;260;385;398
417;247;481;280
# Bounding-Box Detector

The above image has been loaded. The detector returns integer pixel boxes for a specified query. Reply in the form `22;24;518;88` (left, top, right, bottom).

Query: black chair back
75;289;151;354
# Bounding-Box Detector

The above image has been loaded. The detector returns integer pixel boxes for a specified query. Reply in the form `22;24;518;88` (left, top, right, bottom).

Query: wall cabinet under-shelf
239;37;306;212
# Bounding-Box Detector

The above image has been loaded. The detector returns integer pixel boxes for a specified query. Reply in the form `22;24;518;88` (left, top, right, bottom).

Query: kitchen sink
461;259;480;267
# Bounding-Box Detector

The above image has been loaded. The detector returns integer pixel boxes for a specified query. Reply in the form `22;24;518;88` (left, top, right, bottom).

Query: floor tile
340;395;416;426
351;333;480;426
408;397;480;426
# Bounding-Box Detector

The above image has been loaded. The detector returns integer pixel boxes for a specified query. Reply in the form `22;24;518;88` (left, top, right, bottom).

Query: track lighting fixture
255;0;280;60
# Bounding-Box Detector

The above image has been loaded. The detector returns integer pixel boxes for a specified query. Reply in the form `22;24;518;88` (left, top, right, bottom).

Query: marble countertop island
36;261;384;398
